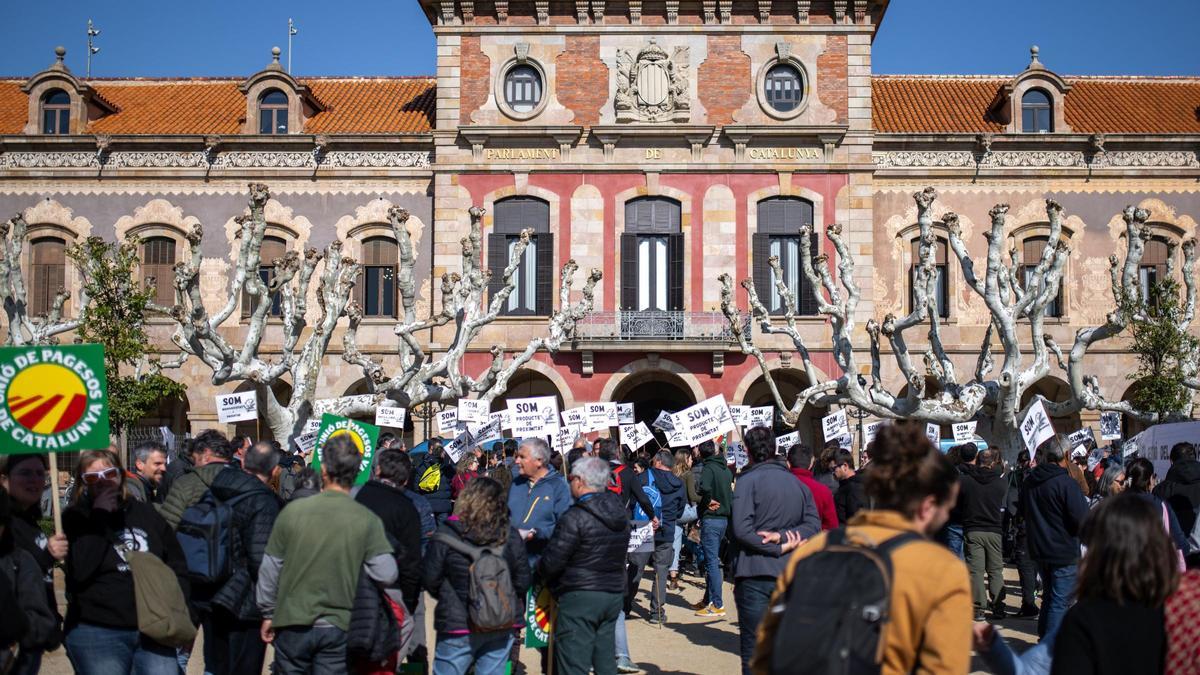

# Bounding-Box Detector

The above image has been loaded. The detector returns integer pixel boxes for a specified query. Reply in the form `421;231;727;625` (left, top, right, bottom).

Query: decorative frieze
0;150;432;170
873;150;1199;169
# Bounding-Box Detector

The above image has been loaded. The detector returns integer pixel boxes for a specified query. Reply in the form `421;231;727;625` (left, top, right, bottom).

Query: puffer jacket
537;491;631;596
157;461;229;529
202;466;283;620
421;520;530;634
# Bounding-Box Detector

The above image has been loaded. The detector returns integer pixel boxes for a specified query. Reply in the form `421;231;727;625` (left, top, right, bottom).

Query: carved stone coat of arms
615;40;690;123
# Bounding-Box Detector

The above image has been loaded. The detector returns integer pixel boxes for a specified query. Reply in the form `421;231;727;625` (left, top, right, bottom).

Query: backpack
175;481;254;585
432;528;517;633
607;464;626;496
418;459;443;494
767;528;922;675
632;470;663;522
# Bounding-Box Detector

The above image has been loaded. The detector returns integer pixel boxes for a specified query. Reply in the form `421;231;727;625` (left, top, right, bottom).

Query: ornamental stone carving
874;150;1199;169
614;40;690;123
0;150;432;170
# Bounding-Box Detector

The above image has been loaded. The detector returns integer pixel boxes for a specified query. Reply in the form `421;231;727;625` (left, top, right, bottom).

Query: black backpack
175;479;254;585
432;528;517;633
767;528;922;675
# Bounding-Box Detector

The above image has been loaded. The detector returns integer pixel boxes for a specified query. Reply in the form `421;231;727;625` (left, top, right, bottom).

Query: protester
831;448;867;525
0;484;60;675
62;449;189;674
423;477;530;675
1096;463;1126;500
355;450;423;615
507;437;572;565
693;439;733;618
1006;449;1040;618
158;438;194;502
158;429;236;528
752;421;971;674
537;457;631;675
386;449;436;671
813;444;840;493
1020;434;1090;640
450;454;480;500
126;441;168;503
596;438;656;524
786;443;839;531
669;449;698;590
627;450;685;625
257;436;397;674
416;440;454;525
230;435;251;470
730;427;819;675
1154;442;1200;556
960;447;1009;620
487;445;514;493
1124;457;1189;560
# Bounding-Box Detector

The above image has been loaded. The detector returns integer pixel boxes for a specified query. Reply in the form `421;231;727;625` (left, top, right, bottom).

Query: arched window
763;64;804;113
503;65;543;114
753;197;818;315
258;89;289;134
29;237;67;315
41;89;71;135
1022;236;1063;318
357;237;398;318
489;197;551;316
621;197;683;312
1140;239;1170;307
243;236;287;317
1021;89;1053;133
910;237;949;318
141;236;177;307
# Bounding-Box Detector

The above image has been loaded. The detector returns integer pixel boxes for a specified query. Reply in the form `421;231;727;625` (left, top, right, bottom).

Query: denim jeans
937;522;965;560
734;577;777;675
433;631;513;675
614;611;630;660
65;623;180;675
700;517;728;609
671;524;683;572
1037;563;1077;641
273;625;348;675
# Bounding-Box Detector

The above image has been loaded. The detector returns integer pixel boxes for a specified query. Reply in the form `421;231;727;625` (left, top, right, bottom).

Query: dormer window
259;89;289;134
503;65;542;114
1022;89;1053;133
41;89;71;134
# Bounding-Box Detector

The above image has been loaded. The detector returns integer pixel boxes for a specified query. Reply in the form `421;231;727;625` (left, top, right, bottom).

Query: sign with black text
617;403;635;425
216;391;258;424
1021;400;1055;452
821;410;849;442
458;398;490;424
584;402;618;432
619;422;654;451
375;406;407;429
952;421;977;443
729;405;750;427
776;430;802;453
748;406;774;430
674;395;735;446
437;407;460;435
507;396;560;437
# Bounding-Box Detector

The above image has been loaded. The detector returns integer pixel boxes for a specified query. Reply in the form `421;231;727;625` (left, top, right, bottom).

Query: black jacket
63;498;190;631
640;468;684;543
834;472;868;525
415;455;453;515
1018;463;1089;566
959;464;1008;534
206;466;283;621
8;503;62;631
1051;597;1164;675
421;521;530;634
355;480;424;611
612;462;654;519
537;491;631;596
158;453;193;503
0;542;59;651
1154;459;1200;537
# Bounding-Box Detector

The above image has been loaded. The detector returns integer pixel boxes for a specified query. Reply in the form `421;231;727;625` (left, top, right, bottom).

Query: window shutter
668;233;685;311
799;233;820;315
621;233;637;311
535;233;554;316
752;232;772;312
487;233;507;311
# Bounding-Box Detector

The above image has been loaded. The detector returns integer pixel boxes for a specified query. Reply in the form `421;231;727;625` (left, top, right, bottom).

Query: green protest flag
0;343;110;453
309;413;381;485
524;583;554;648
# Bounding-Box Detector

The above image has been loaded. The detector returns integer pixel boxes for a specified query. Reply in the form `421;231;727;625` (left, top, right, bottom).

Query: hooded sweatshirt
1154;459;1200;536
699;455;734;519
958;463;1009;534
640;467;684;543
507;467;572;564
1018;463;1089;566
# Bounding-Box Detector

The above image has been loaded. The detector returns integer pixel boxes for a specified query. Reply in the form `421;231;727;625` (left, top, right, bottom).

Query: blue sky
0;0;1196;78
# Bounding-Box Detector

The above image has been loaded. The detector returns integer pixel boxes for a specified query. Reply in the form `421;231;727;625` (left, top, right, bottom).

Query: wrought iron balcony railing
574;311;751;343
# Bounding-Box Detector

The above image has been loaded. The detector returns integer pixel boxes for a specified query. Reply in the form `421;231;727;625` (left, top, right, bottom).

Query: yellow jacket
751;510;972;675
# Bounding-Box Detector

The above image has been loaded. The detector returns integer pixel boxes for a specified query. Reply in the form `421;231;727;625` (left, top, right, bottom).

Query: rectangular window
1140;266;1158;306
637;236;668;311
363;265;396;317
257;267;283;316
768;236;802;313
1023;266;1062;317
506;236;537;314
259;109;273;134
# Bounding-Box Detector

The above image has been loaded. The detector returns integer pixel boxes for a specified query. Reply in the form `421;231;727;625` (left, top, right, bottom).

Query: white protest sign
627;522;655;553
665;426;691;448
620;422;654;451
1021;400;1055;452
507;396;560;437
295;429;318;453
748;406;774;430
490;410;513;431
1124;421;1200;479
675;395;736;445
776;430;802;453
474;419;504;446
303;418;321;435
617;403;636;425
436;408;460;435
458;399;490;424
838;433;853;450
731;443;749;470
1067;427;1095;448
1100;412;1122;440
822;410;849;442
443;430;474;463
952;421;977;443
652;410;675;432
561;407;586;429
864;421;884;445
584;402;618;432
215;392;258;423
925;423;940;446
375;406;407;429
553;426;579;455
729;406;751;427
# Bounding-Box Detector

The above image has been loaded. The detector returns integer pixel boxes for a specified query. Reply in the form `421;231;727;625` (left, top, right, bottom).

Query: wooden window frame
259;89;290;135
488;197;552;317
41;89;71;135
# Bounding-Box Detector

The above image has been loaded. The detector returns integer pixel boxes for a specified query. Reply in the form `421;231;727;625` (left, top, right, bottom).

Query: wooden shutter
244;236;286;317
535;233;554;316
142;237;176;306
752;232;772;311
621;233;637;311
668;233;685;311
30;238;66;316
487;233;507;310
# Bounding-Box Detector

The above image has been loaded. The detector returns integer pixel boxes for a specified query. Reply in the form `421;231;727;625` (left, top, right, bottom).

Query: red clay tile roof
873;75;1200;134
0;77;435;135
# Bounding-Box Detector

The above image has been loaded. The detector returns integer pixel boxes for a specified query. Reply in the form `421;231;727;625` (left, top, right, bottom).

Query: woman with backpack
61;449;191;675
751;421;972;675
422;477;530;675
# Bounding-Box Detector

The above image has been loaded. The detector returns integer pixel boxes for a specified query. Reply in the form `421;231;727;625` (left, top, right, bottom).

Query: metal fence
574;311;750;343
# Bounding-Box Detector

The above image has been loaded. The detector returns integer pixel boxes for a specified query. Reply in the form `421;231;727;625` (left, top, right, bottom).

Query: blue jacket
639;468;685;544
507;468;572;564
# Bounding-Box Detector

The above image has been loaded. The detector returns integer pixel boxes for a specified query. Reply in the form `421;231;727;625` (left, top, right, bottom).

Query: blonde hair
672;450;691;478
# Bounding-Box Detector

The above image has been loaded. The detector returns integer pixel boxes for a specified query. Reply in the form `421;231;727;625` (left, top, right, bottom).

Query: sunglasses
81;467;120;485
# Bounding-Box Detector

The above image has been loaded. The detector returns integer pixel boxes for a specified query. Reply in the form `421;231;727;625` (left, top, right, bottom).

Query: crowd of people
3;420;1200;674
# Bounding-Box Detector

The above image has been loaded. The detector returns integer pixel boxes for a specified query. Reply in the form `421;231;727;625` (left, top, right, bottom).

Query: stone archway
493;369;565;416
611;368;698;443
1020;376;1081;435
232;380;293;443
741;369;824;448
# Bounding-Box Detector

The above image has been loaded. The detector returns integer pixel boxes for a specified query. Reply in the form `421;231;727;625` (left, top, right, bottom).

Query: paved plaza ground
41;565;1037;674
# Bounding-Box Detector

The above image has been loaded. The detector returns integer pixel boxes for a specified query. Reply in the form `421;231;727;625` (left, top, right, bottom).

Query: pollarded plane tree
719;187;1102;457
153;184;601;443
0;214;81;345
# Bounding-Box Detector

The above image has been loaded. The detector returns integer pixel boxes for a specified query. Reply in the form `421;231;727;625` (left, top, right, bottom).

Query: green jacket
698;455;734;519
157;462;228;529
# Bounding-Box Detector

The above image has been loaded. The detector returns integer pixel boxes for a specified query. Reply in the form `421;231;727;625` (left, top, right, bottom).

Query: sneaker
616;656;642;673
689;599;709;611
695;604;726;618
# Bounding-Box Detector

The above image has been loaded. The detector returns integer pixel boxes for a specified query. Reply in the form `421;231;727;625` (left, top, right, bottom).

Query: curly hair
453;476;510;546
864;421;958;518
